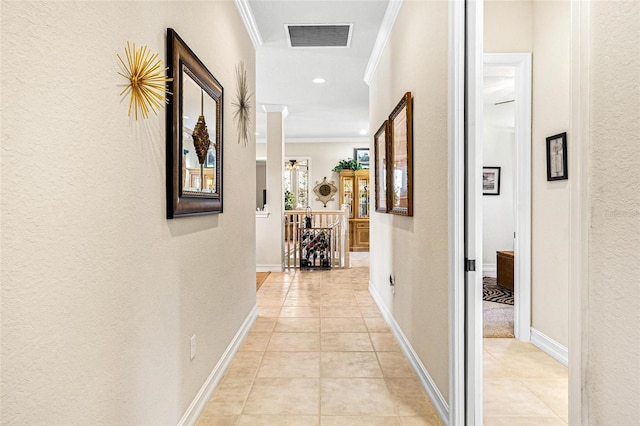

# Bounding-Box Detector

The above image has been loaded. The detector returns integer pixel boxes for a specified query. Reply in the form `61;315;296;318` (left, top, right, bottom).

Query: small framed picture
354;148;370;169
483;166;501;195
546;132;568;181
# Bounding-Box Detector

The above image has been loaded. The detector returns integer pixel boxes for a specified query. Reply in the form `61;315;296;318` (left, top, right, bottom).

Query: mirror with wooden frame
166;28;223;218
388;92;413;216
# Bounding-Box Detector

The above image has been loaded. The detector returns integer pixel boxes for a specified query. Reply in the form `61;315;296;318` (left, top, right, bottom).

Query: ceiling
247;0;390;143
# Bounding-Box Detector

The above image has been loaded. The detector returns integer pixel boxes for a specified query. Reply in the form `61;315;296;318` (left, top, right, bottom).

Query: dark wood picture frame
388;92;413;216
374;121;389;213
354;148;370;169
482;166;501;195
546;132;568;181
166;28;223;218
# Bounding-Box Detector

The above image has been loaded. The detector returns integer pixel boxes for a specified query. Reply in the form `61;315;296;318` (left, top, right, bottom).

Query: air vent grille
286;24;352;48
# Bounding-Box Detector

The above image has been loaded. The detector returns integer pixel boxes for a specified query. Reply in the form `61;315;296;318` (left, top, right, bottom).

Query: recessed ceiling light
359;129;368;135
312;78;326;84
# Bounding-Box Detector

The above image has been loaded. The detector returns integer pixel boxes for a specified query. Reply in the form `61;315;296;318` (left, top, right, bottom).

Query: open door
465;0;484;424
449;0;483;424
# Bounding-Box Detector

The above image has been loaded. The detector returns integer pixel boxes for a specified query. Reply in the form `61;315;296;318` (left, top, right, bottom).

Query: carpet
256;272;270;291
483;277;513;305
483;277;514;338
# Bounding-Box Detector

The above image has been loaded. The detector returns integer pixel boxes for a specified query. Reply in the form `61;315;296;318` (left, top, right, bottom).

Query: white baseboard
482;264;497;277
530;327;568;367
178;305;258;426
369;282;450;425
256;264;283;272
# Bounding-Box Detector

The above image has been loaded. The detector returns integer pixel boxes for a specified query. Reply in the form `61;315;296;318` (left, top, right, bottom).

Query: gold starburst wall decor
117;42;172;120
232;61;253;146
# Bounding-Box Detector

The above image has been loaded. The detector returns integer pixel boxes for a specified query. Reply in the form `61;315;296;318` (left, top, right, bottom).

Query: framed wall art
482;166;501;195
166;28;223;218
388;92;413;216
374;121;389;213
354;148;370;169
546;132;568;181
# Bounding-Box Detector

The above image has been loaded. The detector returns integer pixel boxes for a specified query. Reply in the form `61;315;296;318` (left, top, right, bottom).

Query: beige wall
256;141;368;211
0;2;256;424
588;1;640;423
485;0;570;347
369;0;450;401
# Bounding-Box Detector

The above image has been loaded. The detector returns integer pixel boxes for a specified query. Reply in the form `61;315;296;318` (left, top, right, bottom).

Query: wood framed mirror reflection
166;28;223;218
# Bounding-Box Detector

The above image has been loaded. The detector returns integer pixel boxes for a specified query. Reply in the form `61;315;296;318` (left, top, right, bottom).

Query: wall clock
313;177;338;207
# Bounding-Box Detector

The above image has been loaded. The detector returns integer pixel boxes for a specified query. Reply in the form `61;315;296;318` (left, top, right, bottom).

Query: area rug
483;277;514;338
483;276;513;305
256;272;270;291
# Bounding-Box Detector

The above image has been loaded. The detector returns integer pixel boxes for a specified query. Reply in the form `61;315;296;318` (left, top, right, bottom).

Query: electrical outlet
190;335;196;361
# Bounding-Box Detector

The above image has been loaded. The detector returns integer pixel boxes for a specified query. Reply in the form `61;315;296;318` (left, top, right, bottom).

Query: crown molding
234;0;263;49
363;0;403;85
261;104;289;117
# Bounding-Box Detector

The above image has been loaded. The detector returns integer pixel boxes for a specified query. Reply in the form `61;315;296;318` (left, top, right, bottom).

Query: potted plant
332;158;362;172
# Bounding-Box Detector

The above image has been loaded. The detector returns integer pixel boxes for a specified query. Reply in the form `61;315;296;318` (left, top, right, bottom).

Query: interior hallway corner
196;253;443;425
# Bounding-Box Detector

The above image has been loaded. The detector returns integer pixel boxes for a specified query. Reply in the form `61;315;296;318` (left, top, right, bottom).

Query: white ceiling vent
285;24;353;48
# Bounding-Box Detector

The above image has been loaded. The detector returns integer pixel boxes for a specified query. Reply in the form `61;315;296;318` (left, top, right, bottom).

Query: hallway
197;253;443;425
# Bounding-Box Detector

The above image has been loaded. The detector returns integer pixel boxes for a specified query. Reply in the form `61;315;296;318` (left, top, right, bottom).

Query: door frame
452;2;590;425
483;53;532;342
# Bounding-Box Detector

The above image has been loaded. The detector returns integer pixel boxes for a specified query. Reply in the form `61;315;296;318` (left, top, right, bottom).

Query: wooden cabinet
339;170;370;251
496;250;514;291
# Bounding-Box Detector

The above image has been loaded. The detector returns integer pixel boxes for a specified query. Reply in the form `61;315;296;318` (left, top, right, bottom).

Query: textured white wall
369;0;450;401
588;1;640;423
0;2;256;424
485;0;570;347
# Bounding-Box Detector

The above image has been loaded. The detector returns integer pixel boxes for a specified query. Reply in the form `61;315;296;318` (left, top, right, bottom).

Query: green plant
284;190;295;210
332;158;362;172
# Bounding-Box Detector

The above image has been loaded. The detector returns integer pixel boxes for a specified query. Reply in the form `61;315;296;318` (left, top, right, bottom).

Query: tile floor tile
320;378;396;416
386;377;437;416
321;332;374;352
257;352;320;378
400;415;444;426
321;416;401;425
239;332;271;352
201;377;253;415
267;332;320;352
238;415;319;425
321;317;367;333
364;317;391;332
483;416;567;426
251;317;277;333
196;414;239;426
224;352;263;378
370;333;401;352
321;352;383;378
244;378;320;415
321;306;362;318
275;317;320;333
279;306;321;317
484;379;559;418
377;351;415;377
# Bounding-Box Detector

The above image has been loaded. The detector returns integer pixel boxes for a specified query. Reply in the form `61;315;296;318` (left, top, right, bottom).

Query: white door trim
483;53;532;342
447;0;467;423
568;0;590;423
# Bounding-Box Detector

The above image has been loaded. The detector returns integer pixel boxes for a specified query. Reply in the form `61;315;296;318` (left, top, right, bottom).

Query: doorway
483;54;532;341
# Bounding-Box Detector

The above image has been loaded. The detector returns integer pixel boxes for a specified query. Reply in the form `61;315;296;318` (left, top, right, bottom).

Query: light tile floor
196;253;568;426
483;339;569;425
197;253;443;425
